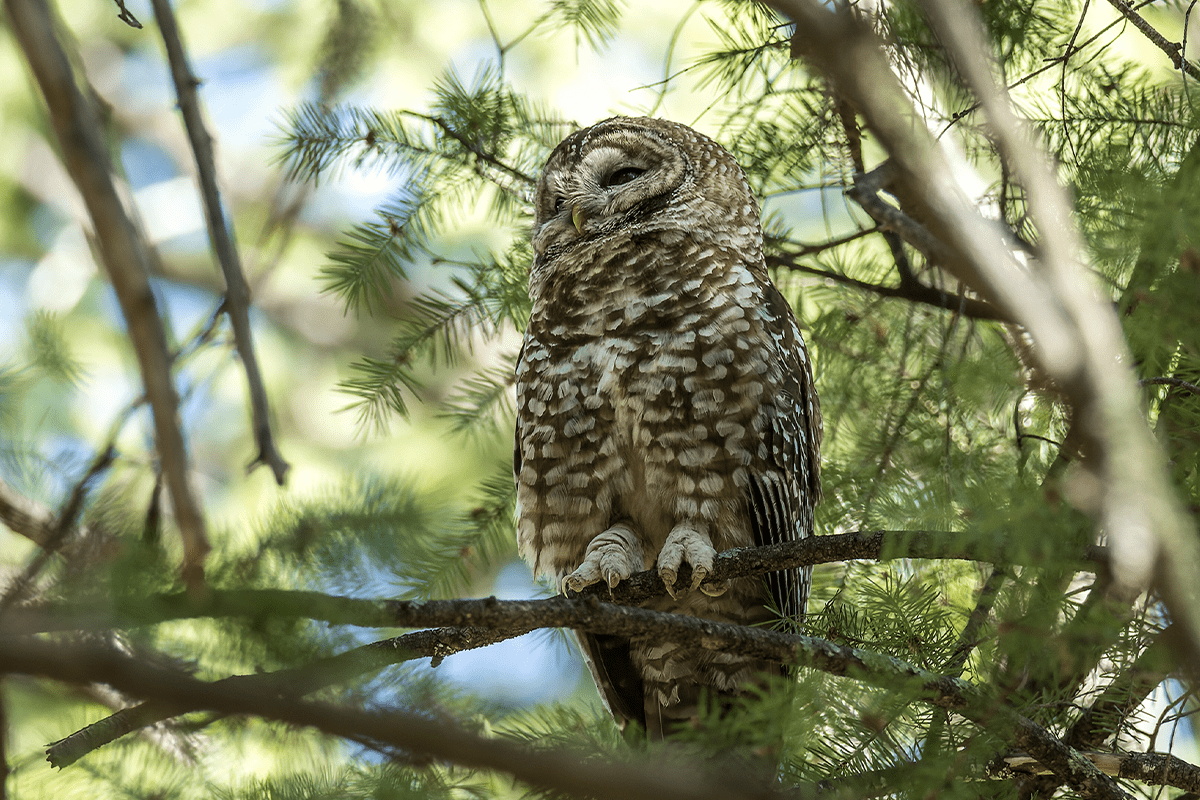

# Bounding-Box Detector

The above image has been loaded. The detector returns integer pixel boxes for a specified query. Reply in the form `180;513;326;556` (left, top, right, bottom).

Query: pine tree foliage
3;0;1200;797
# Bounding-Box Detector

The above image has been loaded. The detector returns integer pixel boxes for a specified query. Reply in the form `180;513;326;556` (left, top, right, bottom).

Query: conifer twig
5;0;209;588
148;0;289;485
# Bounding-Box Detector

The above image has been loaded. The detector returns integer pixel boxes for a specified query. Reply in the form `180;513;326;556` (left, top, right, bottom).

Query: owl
513;117;821;738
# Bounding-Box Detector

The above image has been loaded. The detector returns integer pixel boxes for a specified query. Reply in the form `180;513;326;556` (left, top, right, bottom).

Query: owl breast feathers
514;116;821;738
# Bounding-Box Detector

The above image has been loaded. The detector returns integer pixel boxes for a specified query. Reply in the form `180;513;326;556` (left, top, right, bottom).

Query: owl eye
552;195;565;213
603;167;646;188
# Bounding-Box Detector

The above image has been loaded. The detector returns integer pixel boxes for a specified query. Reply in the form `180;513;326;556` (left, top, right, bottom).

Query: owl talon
562;523;642;596
657;525;716;597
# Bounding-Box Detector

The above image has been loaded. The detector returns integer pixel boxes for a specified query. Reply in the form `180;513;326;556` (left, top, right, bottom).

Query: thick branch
5;0;209;585
148;0;289;485
6;638;792;800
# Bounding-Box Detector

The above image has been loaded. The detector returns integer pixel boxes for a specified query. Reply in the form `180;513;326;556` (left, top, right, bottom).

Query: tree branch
766;250;1007;321
999;750;1200;791
44;624;535;768
5;0;209;587
5;638;795;800
148;0;289;485
0;477;54;547
6;594;1146;800
0;446;114;610
5;531;1108;633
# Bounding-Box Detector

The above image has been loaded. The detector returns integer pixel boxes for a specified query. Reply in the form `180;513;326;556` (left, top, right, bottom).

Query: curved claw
562;523;642;595
657;525;716;598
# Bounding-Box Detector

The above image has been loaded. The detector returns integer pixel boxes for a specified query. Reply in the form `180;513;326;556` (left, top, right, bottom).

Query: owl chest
520;319;773;479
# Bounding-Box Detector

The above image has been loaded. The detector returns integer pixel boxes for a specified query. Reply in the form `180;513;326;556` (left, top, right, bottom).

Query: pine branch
7;594;1161;800
997;750;1200;791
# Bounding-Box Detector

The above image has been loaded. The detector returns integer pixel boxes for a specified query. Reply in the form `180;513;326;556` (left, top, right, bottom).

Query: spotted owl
514;117;821;737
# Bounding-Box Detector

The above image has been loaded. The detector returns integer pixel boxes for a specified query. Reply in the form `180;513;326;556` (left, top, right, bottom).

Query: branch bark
5;0;209;586
1101;0;1200;80
5;594;1151;800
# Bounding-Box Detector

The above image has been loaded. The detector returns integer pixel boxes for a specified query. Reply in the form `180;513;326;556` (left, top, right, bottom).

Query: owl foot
562;523;643;595
657;526;718;599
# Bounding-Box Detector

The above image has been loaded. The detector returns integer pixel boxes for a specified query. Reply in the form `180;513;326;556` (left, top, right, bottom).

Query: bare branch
1141;376;1200;397
148;0;290;485
110;0;141;27
5;0;209;586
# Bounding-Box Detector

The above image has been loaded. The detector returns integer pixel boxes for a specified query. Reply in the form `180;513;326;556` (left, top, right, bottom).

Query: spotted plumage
514;117;821;737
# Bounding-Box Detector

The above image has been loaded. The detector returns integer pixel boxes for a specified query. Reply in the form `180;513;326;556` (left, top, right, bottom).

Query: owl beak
571;205;585;233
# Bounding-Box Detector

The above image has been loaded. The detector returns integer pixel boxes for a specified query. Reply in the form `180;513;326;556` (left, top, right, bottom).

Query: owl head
531;117;762;262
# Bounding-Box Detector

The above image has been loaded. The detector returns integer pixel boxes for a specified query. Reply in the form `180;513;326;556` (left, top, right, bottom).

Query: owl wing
749;283;822;623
